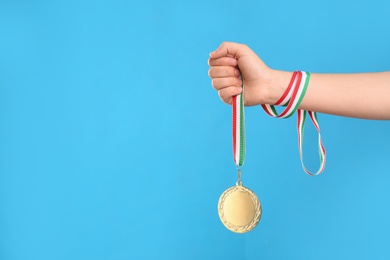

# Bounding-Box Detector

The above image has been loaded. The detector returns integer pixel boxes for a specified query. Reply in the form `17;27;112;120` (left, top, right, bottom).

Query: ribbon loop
297;110;326;175
261;71;327;175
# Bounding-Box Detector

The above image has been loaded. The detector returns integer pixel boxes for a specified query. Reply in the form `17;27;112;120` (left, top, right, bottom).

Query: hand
208;42;289;106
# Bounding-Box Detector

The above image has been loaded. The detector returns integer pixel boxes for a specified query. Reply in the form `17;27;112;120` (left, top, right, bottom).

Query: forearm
209;42;390;120
273;71;390;120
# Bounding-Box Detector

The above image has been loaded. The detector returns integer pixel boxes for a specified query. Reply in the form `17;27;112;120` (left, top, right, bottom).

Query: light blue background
1;0;390;259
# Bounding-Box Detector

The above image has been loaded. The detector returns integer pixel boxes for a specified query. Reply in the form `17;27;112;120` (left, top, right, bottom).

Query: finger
212;77;242;90
218;87;243;104
209;42;251;59
208;56;237;67
208;66;240;78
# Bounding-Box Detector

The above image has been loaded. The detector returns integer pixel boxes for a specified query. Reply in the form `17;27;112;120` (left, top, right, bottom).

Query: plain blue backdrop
1;0;390;259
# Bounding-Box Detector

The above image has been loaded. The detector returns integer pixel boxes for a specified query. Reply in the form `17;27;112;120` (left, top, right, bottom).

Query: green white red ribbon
232;86;245;168
297;109;326;175
261;71;310;118
261;71;326;175
232;71;326;175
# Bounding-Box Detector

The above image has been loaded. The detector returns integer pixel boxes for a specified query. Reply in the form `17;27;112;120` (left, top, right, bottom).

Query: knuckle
240;43;248;50
211;78;219;89
208;68;213;78
218;90;224;100
218;90;229;104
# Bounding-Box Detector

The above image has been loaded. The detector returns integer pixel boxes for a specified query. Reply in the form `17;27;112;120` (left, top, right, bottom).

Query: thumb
209;42;252;59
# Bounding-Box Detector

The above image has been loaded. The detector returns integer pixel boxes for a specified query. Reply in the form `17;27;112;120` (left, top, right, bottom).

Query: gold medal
218;181;261;233
218;170;261;233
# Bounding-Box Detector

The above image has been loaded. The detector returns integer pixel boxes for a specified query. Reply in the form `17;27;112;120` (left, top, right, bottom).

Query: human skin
208;42;390;120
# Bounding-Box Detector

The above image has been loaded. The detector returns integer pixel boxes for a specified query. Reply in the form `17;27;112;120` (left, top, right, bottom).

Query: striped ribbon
261;71;326;175
232;86;245;168
232;71;326;175
261;71;309;118
297;109;326;175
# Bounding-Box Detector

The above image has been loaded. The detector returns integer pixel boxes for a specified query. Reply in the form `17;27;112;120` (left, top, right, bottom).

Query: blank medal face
218;185;261;233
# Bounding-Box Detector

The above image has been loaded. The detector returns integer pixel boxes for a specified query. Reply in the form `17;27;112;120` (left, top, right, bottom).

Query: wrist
266;69;294;105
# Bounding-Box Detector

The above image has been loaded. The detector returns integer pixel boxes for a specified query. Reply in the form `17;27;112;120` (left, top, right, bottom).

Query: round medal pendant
218;184;261;233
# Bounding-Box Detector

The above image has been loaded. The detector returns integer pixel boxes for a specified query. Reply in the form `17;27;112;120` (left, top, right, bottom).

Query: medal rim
218;185;262;233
